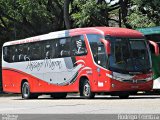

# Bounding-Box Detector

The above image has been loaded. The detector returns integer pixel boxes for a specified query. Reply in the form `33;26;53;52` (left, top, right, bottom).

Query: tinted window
43;40;56;59
3;36;87;63
12;45;21;62
109;37;151;73
71;35;87;56
58;38;71;57
3;47;10;62
30;43;42;60
87;34;102;63
97;43;107;68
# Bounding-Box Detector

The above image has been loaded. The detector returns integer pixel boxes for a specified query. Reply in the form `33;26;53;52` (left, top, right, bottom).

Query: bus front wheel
80;79;95;99
21;82;38;99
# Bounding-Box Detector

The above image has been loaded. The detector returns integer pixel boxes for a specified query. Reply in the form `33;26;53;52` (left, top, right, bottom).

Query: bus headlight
106;72;125;81
145;76;153;81
112;75;124;81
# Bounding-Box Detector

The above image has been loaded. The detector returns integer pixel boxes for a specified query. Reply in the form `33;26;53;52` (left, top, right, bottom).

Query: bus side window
59;38;71;57
87;34;102;63
3;47;10;62
97;43;107;68
26;45;31;60
12;46;19;62
30;42;42;60
51;40;56;58
23;44;29;61
43;40;55;59
45;44;51;58
71;35;87;56
18;45;25;62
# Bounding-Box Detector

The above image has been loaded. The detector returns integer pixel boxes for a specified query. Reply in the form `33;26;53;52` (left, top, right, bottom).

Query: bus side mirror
100;38;111;55
149;40;159;56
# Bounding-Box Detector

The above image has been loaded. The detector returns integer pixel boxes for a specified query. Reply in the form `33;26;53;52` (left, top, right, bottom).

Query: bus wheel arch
21;79;38;99
79;76;88;95
79;76;95;99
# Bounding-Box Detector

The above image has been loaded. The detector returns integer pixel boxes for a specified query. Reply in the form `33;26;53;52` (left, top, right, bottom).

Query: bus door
96;42;108;89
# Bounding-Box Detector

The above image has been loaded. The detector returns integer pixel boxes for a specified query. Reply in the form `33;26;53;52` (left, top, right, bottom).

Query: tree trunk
120;0;132;28
64;0;71;29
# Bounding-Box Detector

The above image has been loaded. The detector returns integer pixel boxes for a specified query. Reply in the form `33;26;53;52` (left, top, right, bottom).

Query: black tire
119;93;129;99
51;93;67;99
21;82;38;99
80;79;95;99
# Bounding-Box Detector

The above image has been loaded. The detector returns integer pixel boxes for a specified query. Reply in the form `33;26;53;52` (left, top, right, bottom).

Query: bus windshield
108;37;151;74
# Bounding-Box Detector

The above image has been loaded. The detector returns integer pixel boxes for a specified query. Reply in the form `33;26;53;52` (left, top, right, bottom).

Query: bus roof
137;26;160;35
3;27;143;46
70;27;143;37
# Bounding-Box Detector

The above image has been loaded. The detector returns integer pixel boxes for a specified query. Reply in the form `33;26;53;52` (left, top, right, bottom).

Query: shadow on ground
11;94;160;101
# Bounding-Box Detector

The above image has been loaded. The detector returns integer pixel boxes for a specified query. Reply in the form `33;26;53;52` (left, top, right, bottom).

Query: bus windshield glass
107;37;151;73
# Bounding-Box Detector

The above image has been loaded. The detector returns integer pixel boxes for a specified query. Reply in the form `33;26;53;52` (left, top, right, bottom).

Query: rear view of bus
2;27;153;99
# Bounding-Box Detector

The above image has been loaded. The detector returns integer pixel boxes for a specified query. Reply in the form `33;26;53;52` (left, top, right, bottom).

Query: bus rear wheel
80;79;95;99
50;93;67;99
21;82;38;99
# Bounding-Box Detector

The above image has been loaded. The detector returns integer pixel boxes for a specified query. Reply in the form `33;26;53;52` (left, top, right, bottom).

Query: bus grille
122;80;147;83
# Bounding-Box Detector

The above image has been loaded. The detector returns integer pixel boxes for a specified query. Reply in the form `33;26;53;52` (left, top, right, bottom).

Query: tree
136;0;160;25
71;0;122;27
0;0;65;41
119;0;132;28
127;0;159;29
64;0;71;29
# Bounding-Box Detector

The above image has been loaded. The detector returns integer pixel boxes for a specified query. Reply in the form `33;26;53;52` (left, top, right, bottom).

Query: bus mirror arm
149;40;159;56
100;38;111;55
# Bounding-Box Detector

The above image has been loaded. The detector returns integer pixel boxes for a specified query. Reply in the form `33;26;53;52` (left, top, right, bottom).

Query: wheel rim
83;82;90;97
23;84;29;97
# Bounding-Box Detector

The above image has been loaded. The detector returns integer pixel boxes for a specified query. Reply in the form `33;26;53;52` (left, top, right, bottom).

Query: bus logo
133;80;138;83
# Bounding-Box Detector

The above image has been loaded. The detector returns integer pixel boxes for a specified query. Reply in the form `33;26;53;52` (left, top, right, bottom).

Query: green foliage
0;0;122;41
71;0;92;27
0;0;160;41
71;0;110;27
127;0;160;28
0;0;64;41
127;7;156;29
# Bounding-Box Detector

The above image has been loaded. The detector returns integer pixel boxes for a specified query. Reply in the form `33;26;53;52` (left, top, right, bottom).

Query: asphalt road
0;94;160;114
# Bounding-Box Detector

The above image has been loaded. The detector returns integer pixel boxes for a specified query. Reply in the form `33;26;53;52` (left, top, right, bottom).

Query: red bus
2;27;154;99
